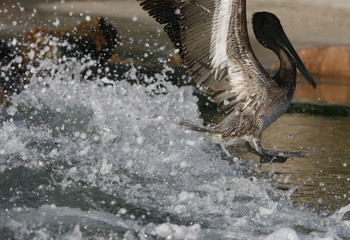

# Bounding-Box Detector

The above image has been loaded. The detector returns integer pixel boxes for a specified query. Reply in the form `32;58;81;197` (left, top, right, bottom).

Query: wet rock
0;87;6;107
0;17;120;107
21;17;120;65
167;52;182;67
270;46;350;106
0;40;16;65
293;75;350;106
297;45;350;77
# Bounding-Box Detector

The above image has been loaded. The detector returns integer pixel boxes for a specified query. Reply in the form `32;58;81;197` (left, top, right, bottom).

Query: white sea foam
0;60;349;239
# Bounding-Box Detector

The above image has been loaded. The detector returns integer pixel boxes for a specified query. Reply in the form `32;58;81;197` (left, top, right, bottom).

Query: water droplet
52;18;60;27
80;132;88;140
11;38;18;46
136;136;144;145
132;15;138;22
119;208;127;214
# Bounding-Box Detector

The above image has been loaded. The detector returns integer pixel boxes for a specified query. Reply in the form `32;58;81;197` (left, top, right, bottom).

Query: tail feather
179;120;236;145
179;120;215;133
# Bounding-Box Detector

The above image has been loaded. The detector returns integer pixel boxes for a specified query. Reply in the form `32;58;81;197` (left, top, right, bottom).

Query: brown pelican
138;0;316;163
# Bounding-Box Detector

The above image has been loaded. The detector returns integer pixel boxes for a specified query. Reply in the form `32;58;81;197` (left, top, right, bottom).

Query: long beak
275;28;317;89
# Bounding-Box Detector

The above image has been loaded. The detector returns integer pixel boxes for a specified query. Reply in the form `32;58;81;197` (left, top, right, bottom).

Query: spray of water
0;52;349;239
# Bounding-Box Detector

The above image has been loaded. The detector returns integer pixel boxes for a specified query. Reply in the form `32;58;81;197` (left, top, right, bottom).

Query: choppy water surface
0;1;350;239
249;114;350;213
0;59;349;239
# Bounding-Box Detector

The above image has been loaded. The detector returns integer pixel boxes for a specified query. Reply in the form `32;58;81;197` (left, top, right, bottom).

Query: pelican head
252;12;317;89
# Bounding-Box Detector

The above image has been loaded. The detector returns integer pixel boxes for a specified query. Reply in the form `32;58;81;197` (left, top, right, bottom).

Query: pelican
138;0;316;162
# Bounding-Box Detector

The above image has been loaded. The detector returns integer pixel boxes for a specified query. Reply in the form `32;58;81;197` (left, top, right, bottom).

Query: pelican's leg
220;144;232;157
245;142;260;155
251;137;263;155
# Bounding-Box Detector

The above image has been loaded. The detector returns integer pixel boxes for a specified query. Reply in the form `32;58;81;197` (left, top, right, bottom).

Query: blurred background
1;0;350;105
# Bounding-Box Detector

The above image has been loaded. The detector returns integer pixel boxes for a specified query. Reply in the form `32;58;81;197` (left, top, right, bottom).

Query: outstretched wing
138;0;182;50
138;0;273;114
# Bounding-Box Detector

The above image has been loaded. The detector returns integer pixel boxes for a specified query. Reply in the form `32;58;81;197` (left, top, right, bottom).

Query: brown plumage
138;0;316;162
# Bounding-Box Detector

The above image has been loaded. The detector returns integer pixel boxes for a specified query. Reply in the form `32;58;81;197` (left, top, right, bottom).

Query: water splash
0;59;349;239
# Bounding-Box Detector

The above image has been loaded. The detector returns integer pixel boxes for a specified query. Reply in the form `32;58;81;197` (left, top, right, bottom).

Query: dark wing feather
139;0;274;114
138;0;183;51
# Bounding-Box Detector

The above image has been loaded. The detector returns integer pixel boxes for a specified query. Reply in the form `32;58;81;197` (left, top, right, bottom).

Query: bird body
138;0;316;162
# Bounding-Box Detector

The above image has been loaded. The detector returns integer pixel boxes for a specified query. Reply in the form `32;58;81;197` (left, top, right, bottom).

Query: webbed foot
263;149;305;158
259;154;288;163
245;142;305;163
